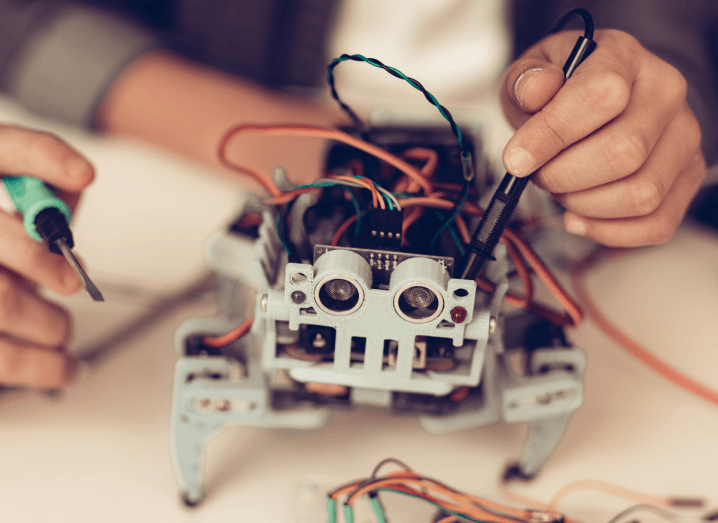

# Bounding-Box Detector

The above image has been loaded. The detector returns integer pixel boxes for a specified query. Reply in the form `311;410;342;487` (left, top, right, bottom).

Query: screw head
290;290;306;304
312;333;327;349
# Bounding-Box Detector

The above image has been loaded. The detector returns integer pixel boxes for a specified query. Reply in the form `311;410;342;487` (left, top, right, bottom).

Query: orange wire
219;124;433;195
331;214;359;246
263;186;319;205
397;147;440;193
344;476;527;523
572;250;718;407
403;147;439;176
547;479;671;512
329;174;384;209
504;228;583;328
454;214;470;245
202;317;253;348
502;239;534;308
401;207;425;244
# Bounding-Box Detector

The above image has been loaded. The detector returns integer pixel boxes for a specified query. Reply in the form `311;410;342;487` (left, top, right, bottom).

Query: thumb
500;58;565;129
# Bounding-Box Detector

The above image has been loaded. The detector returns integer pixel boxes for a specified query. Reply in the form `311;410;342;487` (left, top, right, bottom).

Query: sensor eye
315;276;364;315
394;284;443;323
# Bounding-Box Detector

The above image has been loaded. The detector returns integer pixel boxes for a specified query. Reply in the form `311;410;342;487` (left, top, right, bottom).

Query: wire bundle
329;459;706;523
328;459;539;523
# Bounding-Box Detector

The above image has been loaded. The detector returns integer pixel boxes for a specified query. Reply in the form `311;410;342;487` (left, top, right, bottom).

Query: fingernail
64;155;90;179
505;148;535;176
514;67;543;108
565;217;587;236
65;358;91;385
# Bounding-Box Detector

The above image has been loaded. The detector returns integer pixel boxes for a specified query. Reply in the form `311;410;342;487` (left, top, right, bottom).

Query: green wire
432;185;469;242
361;488;490;523
369;495;387;523
344;504;354;523
382;193;394;210
276;212;292;255
327;498;337;523
329;54;465;152
433;210;465;255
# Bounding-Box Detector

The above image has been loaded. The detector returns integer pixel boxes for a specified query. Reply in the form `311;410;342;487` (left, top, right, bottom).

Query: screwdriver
458;9;596;280
2;175;104;301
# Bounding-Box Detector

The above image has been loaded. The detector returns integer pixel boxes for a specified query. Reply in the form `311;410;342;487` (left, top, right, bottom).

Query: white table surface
1;97;717;523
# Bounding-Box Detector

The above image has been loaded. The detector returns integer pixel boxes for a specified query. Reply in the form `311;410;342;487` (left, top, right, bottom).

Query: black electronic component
363;207;404;249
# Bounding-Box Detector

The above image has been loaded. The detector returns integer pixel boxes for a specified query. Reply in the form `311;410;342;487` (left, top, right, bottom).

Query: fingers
563;151;706;247
0;125;94;193
501;30;647;177
532;57;688;194
0;211;82;294
0;337;80;389
554;106;701;218
0;267;77;389
0;268;73;347
0;125;88;389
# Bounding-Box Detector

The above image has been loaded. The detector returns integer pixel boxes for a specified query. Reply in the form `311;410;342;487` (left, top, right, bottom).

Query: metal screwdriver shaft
459;24;596;281
57;239;104;302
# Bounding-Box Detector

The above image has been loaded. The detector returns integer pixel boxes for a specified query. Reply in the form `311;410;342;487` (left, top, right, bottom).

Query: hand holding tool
3;175;104;301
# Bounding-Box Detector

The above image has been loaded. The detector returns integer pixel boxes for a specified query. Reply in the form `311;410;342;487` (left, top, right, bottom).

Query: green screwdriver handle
2;175;72;242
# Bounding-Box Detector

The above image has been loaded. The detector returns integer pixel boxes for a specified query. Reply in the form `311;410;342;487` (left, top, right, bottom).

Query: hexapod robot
169;121;586;506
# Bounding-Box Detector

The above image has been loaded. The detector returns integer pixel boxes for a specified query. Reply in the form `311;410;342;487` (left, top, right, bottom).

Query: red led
450;306;467;323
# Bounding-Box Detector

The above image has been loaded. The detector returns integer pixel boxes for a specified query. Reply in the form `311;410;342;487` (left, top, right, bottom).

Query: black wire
328;54;467;156
606;504;679;523
281;199;302;263
546;7;594;39
370;458;413;479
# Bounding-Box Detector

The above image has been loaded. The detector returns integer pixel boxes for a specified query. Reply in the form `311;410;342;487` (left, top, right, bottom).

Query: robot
169;123;586;506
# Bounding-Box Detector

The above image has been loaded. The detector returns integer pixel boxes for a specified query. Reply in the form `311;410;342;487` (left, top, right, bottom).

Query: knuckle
538;111;572;150
628;177;663;216
661;64;688;103
604;29;639;48
581;70;630;116
534;163;567;193
605;131;649;176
